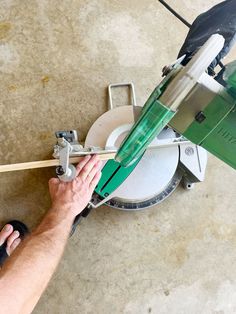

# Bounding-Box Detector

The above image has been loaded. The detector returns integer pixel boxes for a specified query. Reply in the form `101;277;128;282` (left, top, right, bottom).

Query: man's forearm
0;155;101;313
0;208;74;314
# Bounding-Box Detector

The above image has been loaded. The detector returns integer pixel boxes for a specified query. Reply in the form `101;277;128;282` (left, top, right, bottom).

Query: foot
0;224;21;256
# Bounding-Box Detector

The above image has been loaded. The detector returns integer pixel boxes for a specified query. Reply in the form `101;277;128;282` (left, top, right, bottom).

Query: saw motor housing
115;34;236;170
170;71;236;169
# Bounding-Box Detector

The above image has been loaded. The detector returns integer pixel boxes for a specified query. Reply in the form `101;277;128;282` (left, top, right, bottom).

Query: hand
48;155;102;219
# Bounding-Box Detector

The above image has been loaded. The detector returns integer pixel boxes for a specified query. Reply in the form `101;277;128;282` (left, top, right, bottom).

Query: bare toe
6;230;20;255
7;237;21;255
0;224;13;246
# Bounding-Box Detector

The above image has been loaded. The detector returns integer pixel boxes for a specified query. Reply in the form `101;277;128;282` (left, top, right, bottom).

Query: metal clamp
55;138;77;182
53;130;116;182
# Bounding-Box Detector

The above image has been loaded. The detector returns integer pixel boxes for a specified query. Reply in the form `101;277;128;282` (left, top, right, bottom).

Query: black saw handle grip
178;0;236;73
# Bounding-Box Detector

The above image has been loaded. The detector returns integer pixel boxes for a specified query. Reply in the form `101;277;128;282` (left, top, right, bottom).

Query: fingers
78;155;100;182
85;160;102;184
76;155;92;176
89;171;102;191
0;224;13;246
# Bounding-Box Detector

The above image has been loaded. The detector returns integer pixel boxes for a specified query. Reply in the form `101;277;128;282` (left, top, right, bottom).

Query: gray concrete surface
1;0;236;313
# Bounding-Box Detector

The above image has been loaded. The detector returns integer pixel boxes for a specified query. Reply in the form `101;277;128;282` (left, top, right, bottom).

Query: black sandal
0;220;29;267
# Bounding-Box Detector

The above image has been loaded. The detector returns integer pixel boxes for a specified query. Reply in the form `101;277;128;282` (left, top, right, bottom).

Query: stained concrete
1;0;236;313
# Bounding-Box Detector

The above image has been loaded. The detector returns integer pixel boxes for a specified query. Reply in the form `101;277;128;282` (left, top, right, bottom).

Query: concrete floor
1;0;236;313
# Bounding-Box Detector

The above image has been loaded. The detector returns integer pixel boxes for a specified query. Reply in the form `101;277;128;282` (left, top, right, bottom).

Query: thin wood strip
0;153;116;173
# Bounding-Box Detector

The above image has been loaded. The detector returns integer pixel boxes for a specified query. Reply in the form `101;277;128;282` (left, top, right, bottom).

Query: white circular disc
85;106;179;203
85;106;134;148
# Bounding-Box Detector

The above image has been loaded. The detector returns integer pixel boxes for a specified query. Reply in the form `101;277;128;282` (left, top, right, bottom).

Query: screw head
195;111;206;123
185;147;194;156
56;166;65;176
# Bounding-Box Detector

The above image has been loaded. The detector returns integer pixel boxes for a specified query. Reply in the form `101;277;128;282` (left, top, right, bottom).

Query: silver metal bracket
55;137;77;182
55;130;78;143
179;143;208;184
108;82;141;122
53;130;116;182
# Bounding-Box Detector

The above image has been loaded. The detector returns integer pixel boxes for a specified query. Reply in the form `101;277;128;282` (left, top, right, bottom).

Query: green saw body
180;90;236;169
115;38;236;171
115;69;236;170
95;35;236;203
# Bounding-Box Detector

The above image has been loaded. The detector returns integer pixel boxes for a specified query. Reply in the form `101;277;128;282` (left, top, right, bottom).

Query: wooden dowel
0;153;116;173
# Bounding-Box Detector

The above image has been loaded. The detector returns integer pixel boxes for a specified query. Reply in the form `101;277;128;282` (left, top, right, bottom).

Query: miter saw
0;2;235;236
52;2;236;230
54;33;236;218
54;80;207;210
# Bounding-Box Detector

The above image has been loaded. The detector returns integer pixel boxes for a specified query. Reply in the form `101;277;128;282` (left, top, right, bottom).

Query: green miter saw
86;34;236;211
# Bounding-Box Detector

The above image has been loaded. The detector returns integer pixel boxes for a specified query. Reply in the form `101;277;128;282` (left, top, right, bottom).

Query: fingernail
4;224;11;232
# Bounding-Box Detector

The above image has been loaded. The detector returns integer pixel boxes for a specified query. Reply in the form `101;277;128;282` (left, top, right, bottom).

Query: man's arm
0;154;102;314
